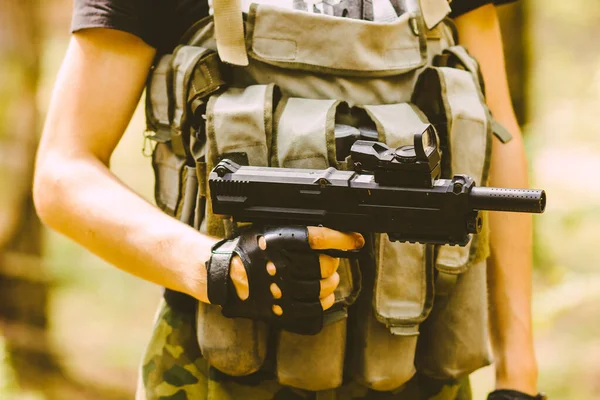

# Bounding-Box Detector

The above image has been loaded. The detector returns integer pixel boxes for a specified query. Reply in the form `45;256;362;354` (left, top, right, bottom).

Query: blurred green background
1;0;599;398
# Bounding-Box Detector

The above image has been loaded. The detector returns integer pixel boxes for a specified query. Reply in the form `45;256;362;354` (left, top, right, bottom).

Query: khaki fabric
170;46;217;155
437;65;489;272
361;103;434;329
207;84;274;167
276;320;347;391
413;66;491;273
152;143;186;216
212;0;249;65
419;0;451;30
183;9;439;105
415;259;493;378
147;55;172;128
247;5;425;76
196;303;269;376
352;304;419;391
170;46;212;130
198;84;275;376
271;98;360;391
273;98;341;169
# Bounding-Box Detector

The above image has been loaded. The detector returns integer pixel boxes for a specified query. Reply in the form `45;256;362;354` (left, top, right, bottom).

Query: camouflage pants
136;300;472;400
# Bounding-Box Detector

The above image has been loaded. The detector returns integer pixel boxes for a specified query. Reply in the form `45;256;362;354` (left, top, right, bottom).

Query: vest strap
188;51;227;120
213;0;249;66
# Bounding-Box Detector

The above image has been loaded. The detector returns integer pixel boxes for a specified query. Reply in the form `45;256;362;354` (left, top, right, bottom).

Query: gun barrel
469;187;546;214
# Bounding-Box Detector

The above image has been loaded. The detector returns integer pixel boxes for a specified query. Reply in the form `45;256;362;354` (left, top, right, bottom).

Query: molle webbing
146;46;225;157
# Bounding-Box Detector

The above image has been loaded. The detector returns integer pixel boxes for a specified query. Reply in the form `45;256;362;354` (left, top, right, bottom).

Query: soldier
34;0;544;399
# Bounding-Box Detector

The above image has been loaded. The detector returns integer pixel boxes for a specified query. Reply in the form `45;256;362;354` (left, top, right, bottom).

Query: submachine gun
209;125;546;247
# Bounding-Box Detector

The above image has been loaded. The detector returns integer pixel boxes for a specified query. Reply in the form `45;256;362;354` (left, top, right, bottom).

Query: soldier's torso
140;1;495;397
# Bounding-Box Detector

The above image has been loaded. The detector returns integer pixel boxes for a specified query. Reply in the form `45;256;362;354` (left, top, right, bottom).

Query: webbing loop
213;0;249;66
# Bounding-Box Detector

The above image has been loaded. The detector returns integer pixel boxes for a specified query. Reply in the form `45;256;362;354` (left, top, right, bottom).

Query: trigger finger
308;226;364;251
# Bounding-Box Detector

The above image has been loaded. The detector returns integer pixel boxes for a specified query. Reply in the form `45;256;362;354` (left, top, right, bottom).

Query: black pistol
209;125;546;247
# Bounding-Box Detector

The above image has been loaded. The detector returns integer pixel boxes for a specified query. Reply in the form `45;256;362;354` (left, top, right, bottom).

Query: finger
307;226;364;251
266;261;276;276
320;293;335;311
319;254;340;278
270;282;282;299
229;255;249;301
320;272;340;299
272;305;283;316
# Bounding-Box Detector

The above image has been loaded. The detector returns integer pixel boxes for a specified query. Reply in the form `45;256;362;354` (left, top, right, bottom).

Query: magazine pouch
412;48;494;378
196;84;275;376
272;97;360;391
351;103;435;391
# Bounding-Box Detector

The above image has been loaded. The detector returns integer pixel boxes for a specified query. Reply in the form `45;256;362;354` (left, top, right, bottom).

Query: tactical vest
145;0;508;392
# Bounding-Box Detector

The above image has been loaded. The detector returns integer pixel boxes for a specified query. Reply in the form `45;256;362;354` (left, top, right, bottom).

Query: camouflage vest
145;0;502;392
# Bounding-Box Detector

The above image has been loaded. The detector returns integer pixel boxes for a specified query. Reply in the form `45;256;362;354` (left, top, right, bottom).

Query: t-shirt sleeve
450;0;517;18
70;0;156;48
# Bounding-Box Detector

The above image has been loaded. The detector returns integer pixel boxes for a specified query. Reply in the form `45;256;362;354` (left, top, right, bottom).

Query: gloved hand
206;225;364;335
488;390;547;400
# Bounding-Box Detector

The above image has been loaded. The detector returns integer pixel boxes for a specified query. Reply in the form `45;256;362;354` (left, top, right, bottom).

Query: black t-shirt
71;0;513;55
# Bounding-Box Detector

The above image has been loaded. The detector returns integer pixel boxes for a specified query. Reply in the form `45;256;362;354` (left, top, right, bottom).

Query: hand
206;226;364;335
488;390;547;400
230;226;364;311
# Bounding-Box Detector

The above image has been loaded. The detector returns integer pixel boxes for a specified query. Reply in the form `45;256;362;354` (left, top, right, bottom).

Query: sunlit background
1;0;599;398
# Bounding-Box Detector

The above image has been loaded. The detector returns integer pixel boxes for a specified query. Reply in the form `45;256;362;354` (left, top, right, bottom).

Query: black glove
488;390;547;400
206;226;324;335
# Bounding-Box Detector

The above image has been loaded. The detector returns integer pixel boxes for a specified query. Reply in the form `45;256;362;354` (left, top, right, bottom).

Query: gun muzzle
469;187;546;214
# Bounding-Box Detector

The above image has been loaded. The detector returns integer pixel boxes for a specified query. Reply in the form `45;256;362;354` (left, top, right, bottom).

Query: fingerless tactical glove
206;226;324;335
488;390;547;400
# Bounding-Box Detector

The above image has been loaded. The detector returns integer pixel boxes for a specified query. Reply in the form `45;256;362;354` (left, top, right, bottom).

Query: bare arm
34;28;355;309
34;29;216;302
455;5;538;395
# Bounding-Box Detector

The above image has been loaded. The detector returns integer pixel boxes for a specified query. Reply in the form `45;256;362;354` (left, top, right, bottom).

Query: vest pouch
272;97;360;391
146;44;225;158
234;3;429;106
415;259;492;379
276;257;359;391
196;84;277;376
413;58;493;271
350;103;435;391
411;58;494;379
146;54;171;139
151;142;187;218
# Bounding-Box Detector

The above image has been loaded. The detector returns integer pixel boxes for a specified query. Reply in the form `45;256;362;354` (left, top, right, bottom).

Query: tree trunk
0;0;60;392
